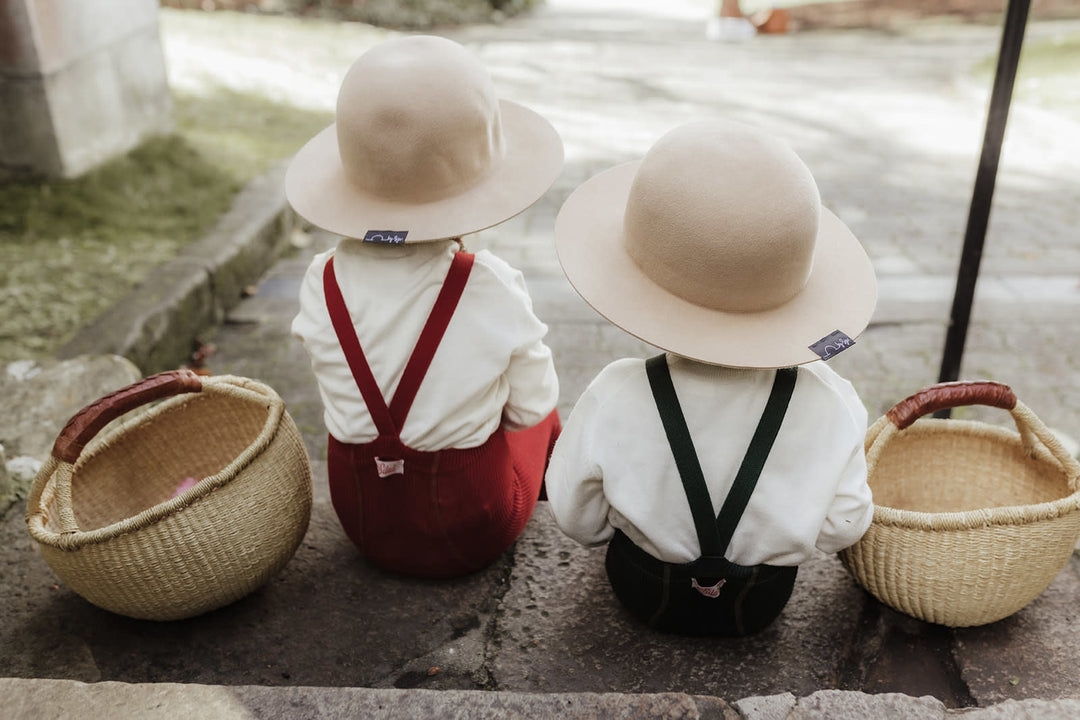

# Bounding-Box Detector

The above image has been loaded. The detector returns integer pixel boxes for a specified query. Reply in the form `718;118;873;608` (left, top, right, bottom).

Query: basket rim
867;420;1080;531
870;489;1080;530
26;375;296;550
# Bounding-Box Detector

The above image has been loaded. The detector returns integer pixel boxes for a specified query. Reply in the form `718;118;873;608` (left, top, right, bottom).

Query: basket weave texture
26;372;313;621
839;381;1080;627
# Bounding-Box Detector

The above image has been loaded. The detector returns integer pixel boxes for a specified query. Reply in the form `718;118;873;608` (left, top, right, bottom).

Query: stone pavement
4;0;1080;717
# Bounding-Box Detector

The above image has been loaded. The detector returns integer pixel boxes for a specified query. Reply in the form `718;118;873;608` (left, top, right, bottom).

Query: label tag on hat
363;230;408;244
809;330;855;360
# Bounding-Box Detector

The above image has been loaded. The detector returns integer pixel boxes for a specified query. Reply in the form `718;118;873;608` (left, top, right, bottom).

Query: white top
545;355;873;566
292;238;559;450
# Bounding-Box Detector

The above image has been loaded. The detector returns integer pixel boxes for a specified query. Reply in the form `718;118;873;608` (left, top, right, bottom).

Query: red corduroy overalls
323;250;560;578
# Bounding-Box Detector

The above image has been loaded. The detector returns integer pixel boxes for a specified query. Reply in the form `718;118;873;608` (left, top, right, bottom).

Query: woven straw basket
26;370;313;621
839;381;1080;627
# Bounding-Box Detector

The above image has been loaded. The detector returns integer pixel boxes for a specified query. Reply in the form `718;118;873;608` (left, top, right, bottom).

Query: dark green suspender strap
644;355;798;558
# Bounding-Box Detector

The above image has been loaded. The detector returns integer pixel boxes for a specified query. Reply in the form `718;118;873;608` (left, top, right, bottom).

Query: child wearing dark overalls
546;120;877;635
287;35;564;578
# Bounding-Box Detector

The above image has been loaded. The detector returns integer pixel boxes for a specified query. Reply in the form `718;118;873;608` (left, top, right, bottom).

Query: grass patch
0;90;334;365
972;31;1080;123
0;136;238;363
1007;32;1080;78
175;88;333;182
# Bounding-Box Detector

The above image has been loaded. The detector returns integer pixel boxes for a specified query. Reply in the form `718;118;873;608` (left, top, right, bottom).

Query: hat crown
623;122;821;313
335;36;505;204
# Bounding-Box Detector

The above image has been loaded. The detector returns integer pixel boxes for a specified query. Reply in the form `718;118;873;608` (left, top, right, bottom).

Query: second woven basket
839;380;1080;627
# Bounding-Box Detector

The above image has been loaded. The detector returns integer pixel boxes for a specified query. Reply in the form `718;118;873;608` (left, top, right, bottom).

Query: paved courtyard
4;1;1080;716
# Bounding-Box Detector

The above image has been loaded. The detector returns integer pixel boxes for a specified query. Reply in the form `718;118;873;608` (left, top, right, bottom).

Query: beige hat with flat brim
555;120;877;368
286;35;564;243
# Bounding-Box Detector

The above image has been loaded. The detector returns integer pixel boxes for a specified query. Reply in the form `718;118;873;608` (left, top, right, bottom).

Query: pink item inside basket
171;477;198;498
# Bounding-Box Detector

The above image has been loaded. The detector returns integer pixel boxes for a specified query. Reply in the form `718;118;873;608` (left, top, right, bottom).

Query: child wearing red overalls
287;35;564;578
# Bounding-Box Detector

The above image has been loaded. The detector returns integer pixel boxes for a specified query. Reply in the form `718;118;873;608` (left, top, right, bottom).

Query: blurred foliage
159;0;539;29
973;30;1080;125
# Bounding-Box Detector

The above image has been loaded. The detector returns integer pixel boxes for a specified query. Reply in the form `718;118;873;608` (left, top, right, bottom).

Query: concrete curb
58;163;297;375
3;679;1079;719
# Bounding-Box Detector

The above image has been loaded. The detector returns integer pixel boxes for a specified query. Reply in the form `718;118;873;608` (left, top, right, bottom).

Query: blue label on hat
363;230;408;244
810;330;854;360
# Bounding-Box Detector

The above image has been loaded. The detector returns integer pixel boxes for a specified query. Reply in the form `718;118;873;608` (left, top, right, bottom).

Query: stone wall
0;0;173;179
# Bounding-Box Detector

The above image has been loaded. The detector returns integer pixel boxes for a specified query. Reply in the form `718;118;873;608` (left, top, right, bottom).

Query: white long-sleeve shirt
292;238;559;450
545;355;873;566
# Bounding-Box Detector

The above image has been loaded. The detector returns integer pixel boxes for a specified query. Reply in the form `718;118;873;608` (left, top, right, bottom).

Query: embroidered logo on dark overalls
691;577;726;598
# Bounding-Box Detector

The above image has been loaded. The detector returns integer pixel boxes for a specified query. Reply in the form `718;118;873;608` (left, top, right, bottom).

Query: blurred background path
161;0;1080;426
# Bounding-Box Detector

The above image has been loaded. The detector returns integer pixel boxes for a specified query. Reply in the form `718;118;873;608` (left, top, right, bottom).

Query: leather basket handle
51;369;203;464
869;380;1080;495
885;381;1017;430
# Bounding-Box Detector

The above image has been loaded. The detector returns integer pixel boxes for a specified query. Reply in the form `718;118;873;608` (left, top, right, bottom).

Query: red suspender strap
323;256;397;437
388;251;474;428
322;251;475;438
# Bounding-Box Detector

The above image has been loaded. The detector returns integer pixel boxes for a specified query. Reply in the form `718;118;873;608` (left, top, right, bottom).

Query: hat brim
554;162;877;368
285;99;564;242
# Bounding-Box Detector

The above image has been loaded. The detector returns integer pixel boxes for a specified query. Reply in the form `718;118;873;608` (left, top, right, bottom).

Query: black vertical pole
935;0;1031;418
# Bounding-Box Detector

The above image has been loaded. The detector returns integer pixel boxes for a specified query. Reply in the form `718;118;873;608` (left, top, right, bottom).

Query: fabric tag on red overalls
809;330;855;360
691;577;725;598
363;230;408;244
374;457;405;477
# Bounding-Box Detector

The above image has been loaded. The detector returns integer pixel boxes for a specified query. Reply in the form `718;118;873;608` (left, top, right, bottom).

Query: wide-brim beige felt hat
555;120;877;368
286;35;564;243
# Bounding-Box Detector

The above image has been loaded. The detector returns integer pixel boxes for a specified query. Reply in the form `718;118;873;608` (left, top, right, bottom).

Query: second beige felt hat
286;35;564;243
555;120;877;368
